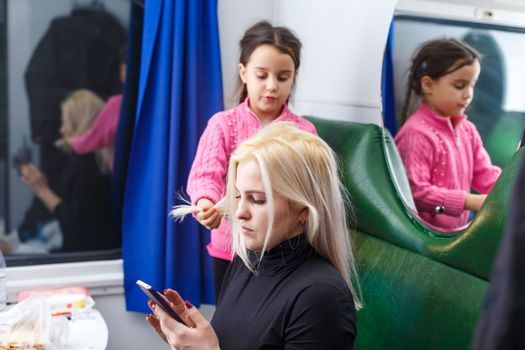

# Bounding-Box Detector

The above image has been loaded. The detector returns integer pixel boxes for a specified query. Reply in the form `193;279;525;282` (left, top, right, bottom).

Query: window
393;15;525;167
1;0;131;266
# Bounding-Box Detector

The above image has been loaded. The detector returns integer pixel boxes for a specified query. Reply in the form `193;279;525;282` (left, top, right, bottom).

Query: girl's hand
464;193;487;212
152;293;220;350
196;198;222;230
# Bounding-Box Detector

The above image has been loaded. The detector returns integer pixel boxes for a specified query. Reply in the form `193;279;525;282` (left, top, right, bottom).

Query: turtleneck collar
247;234;314;275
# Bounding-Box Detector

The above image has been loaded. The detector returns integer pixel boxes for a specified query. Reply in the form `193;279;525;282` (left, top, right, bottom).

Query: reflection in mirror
0;0;5;238
388;16;524;232
0;0;130;260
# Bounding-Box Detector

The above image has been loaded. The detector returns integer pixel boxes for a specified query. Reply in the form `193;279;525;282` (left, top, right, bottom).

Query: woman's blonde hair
182;122;361;308
57;89;110;174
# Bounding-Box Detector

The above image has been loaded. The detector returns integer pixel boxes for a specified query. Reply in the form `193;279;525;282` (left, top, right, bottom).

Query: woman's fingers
146;312;168;344
183;301;207;327
151;296;219;349
162;289;196;328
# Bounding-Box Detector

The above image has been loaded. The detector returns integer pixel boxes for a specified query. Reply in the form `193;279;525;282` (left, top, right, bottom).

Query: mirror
387;15;525;232
0;0;130;260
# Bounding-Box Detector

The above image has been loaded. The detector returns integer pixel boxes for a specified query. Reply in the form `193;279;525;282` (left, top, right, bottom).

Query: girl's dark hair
236;21;302;103
400;38;481;125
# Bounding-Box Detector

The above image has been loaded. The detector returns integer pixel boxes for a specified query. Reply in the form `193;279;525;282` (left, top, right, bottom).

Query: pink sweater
71;94;122;172
187;98;317;260
395;103;501;230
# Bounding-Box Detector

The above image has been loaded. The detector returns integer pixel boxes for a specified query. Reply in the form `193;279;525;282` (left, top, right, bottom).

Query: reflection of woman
19;90;111;252
64;49;127;173
147;123;360;349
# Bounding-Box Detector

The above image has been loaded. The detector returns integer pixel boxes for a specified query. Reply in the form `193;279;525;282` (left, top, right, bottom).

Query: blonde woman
19;89;111;252
147;122;360;349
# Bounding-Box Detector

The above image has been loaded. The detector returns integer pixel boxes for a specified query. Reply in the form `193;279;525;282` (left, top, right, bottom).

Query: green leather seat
306;116;522;349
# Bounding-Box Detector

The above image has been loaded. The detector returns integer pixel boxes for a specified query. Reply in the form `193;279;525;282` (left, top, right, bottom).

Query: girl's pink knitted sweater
187;98;317;260
395;103;501;230
70;94;122;172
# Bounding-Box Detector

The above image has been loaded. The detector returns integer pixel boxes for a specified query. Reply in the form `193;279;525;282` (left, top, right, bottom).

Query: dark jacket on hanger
24;8;126;144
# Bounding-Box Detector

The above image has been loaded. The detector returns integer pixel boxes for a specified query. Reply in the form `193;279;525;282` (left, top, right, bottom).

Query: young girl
151;123;359;349
395;38;501;230
186;21;317;297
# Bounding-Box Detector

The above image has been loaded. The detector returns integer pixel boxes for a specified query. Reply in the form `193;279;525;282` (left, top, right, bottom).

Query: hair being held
55;89;111;174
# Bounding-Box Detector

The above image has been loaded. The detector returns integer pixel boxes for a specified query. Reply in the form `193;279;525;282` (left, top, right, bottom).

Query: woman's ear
299;207;309;224
421;76;434;95
238;63;247;84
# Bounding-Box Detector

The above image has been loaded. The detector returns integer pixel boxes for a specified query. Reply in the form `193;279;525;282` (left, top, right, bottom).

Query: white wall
397;0;525;27
218;0;276;108
277;0;397;124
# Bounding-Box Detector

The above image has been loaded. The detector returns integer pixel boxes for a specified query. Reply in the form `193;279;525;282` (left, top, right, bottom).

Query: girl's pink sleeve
187;116;229;205
70;95;122;154
469;125;502;194
396;132;465;217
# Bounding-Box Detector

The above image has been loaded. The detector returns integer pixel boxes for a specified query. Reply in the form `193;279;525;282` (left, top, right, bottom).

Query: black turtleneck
211;235;356;349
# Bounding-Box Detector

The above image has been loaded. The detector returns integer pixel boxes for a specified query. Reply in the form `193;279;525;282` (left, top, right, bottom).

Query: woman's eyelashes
234;192;266;205
249;194;266;205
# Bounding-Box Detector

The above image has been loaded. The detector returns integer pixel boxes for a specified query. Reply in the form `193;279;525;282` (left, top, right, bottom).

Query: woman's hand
146;289;190;343
464;193;487;212
146;289;195;343
19;163;61;212
148;289;220;350
196;198;222;230
20;163;49;195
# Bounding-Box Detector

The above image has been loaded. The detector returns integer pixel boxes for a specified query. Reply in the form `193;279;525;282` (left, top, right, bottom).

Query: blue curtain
111;2;142;250
123;0;223;313
382;21;397;136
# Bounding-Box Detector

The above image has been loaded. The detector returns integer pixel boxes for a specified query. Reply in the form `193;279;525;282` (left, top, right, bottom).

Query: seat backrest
305;116;522;349
307;116;521;280
382;128;417;213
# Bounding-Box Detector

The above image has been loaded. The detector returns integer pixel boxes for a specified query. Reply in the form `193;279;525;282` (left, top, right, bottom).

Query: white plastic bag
0;295;69;349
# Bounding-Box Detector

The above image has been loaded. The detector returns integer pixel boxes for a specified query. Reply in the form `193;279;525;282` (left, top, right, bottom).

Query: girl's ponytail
400;71;414;126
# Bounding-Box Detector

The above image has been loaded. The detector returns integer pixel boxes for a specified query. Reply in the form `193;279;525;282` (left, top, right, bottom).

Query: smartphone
136;280;182;322
12;145;32;175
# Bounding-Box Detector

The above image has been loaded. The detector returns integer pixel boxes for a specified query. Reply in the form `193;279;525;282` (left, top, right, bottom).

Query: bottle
0;250;6;311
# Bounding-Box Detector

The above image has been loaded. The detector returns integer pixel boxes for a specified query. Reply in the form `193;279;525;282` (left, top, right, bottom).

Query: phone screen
136;280;183;322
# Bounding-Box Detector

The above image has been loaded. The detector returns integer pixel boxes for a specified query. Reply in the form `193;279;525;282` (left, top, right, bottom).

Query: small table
64;309;108;350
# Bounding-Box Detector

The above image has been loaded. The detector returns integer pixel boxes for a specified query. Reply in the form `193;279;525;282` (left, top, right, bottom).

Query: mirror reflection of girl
149;123;359;349
395;38;501;230
186;21;317;299
18;89;111;252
